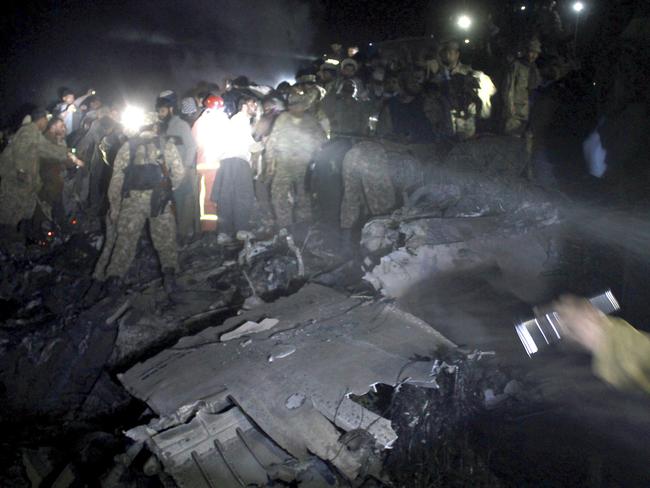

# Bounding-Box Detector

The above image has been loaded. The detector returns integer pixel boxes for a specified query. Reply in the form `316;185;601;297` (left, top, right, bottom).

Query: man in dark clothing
378;72;433;143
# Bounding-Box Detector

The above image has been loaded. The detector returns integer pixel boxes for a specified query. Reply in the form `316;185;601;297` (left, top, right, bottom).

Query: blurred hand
553;295;608;354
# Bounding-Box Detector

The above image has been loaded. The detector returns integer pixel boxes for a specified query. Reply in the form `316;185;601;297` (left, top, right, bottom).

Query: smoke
106;0;321;95
1;0;322;123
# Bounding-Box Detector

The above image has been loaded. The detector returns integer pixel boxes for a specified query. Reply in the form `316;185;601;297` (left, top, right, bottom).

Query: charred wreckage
0;135;643;487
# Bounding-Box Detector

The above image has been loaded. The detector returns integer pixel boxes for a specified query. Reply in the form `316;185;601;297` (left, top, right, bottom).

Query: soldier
503;39;542;136
0;110;83;241
438;40;473;80
87;113;185;300
340;141;397;233
321;79;372;137
157;90;199;244
266;88;326;230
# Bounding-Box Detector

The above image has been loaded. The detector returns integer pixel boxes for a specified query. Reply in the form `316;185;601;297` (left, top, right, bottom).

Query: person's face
53;121;66;138
158;106;172;122
331;43;342;54
62;94;74;105
443;48;460;67
320;70;334;82
35;117;49;131
413;69;426;85
527;50;539;64
341;65;356;78
90;100;102;110
384;77;400;94
245;100;258;116
405;78;423;96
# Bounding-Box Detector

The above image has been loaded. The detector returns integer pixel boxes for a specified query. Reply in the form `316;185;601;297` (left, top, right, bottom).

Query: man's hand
67;153;84;168
553;295;609;354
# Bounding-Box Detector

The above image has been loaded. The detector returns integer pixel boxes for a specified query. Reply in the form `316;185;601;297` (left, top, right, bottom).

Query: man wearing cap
503;38;542;136
438;41;473;80
318;62;338;93
335;58;366;98
266;88;326;230
55;87;94;135
88;112;185;300
157;90;199;244
0;110;83;240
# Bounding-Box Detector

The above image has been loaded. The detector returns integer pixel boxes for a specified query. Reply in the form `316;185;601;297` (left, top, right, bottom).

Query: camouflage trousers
0;177;38;227
93;191;178;280
271;159;312;228
340;142;396;229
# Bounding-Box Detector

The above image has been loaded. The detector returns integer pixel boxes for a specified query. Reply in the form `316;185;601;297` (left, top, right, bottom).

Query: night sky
0;0;647;125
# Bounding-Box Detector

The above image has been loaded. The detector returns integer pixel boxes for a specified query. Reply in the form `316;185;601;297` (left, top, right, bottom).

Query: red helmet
203;95;224;110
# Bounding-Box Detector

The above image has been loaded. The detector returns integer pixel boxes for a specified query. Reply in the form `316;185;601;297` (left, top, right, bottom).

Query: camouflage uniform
503;59;540;135
340;141;397;229
93;135;185;280
266;111;326;228
0;122;68;227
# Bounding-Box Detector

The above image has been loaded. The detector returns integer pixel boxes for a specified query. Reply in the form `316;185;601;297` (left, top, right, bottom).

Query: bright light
573;1;584;12
324;58;340;66
121;105;146;132
369;42;373;47
464;38;470;44
457;14;472;30
520;5;526;10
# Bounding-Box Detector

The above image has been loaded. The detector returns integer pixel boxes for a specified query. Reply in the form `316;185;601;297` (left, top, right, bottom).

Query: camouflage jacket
265;112;326;165
108;134;185;212
0;122;68;192
503;59;540;120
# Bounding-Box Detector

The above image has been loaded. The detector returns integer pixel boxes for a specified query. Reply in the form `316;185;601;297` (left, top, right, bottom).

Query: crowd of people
0;0;584;302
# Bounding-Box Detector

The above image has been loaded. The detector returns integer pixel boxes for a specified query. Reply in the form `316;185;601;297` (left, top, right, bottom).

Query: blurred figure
317;62;338;93
39;117;69;228
503;39;542;136
266;88;326;230
554;295;650;394
180;97;200;126
536;0;564;54
336;58;366;96
74;115;120;217
157;90;198;244
211;96;258;243
0;109;82;241
321;79;371;137
378;71;433;142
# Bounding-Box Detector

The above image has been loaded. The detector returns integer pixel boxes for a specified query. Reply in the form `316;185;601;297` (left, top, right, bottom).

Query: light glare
121;105;146;132
457;15;472;30
573;2;584;12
